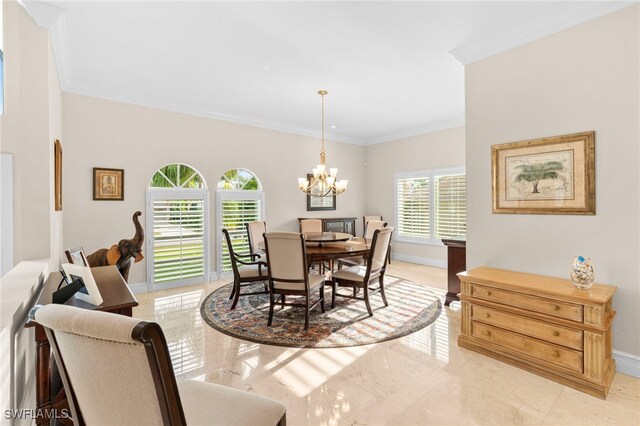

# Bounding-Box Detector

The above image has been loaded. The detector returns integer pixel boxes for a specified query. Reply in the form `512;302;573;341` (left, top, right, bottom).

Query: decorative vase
571;256;594;289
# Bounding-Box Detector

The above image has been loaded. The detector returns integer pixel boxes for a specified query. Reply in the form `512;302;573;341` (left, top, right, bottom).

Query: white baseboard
127;282;149;294
391;253;446;269
208;271;219;282
613;350;640;378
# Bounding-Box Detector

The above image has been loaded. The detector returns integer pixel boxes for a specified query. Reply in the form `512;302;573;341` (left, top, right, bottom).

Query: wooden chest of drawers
458;267;616;399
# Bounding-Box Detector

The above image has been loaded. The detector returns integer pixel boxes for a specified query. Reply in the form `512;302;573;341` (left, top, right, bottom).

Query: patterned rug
200;276;442;348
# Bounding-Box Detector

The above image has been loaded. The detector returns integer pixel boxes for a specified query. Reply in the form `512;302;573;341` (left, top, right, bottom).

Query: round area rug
200;276;442;348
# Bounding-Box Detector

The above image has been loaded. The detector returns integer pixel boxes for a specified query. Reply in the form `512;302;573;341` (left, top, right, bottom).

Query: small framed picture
93;167;124;201
65;247;89;266
61;263;104;306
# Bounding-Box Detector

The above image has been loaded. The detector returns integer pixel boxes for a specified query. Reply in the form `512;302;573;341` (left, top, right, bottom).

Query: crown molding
19;0;64;29
365;116;465;146
20;1;72;90
63;83;367;145
450;1;638;65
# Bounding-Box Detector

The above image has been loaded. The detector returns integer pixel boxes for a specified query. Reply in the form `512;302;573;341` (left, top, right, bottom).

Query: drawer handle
483;330;491;336
485;290;492;296
553;331;560;337
552;351;560;358
484;313;491;318
551;304;560;311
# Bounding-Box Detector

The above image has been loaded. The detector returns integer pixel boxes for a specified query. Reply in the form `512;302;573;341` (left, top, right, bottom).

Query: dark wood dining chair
330;227;395;316
338;220;387;269
222;228;269;310
263;232;325;330
30;304;286;426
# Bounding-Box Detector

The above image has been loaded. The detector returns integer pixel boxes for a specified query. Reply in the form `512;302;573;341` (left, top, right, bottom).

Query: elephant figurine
86;211;144;282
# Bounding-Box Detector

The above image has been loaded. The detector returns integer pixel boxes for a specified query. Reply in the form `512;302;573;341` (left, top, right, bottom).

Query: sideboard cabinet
458;267;616;399
298;217;357;236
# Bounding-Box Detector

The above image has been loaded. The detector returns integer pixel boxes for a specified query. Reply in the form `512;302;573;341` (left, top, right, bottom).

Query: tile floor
134;262;640;425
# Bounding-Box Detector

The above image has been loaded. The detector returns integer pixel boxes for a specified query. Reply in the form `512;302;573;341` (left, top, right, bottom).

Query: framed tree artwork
93;167;124;201
492;131;595;215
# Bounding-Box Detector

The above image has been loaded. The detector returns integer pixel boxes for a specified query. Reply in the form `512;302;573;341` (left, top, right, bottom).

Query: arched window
216;168;264;275
146;163;209;289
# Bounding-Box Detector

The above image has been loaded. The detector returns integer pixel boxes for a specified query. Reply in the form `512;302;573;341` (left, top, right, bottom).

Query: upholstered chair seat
332;265;381;282
238;264;269;278
31;304;286;426
178;380;285;426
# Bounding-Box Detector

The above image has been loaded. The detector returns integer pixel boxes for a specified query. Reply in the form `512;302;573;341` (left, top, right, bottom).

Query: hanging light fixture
298;90;348;197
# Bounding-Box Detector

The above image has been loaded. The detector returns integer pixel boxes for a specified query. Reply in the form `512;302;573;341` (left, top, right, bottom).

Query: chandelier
298;90;348;197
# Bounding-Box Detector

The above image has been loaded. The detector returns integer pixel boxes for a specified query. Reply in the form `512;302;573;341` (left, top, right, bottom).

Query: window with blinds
395;168;466;244
216;168;264;275
152;199;206;283
220;200;261;272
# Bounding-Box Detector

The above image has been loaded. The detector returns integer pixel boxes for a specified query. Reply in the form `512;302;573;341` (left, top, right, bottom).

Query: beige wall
364;127;465;265
61;94;366;284
0;0;63;416
466;6;639;356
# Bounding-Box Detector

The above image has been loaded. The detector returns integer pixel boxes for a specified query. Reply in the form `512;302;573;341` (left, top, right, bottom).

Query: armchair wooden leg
268;293;275;326
304;293;310;330
331;280;336;309
229;283;235;300
281;294;286;308
231;278;241;309
364;285;373;316
379;275;388;306
320;283;325;313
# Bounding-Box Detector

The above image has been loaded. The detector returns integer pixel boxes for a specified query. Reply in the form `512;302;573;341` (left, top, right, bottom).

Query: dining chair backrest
364;220;387;239
300;219;323;233
246;221;267;254
263;232;309;291
363;215;383;237
368;227;394;273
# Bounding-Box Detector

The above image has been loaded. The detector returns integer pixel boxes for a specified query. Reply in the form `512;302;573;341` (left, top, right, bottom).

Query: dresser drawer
471;322;583;373
472;305;583;350
470;284;583;322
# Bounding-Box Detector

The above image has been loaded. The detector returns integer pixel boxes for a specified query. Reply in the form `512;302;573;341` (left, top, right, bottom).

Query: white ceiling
28;1;635;144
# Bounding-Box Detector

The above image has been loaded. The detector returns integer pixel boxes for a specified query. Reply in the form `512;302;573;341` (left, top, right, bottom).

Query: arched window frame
215;168;265;278
146;163;210;290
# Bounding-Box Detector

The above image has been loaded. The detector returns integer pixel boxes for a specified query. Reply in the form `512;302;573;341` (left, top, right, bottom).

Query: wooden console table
298;217;357;236
441;236;466;306
25;266;138;424
458;267;616;399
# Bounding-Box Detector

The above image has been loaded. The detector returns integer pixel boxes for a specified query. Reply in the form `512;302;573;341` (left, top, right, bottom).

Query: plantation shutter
220;199;262;272
152;198;205;283
396;177;430;239
434;174;467;239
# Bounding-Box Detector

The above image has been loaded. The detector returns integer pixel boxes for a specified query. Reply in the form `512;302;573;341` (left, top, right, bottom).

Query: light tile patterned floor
134;262;639;425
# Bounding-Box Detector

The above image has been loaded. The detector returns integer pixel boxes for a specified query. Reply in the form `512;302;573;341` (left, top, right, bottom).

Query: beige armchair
331;227;394;316
245;220;267;259
263;232;325;330
30;304;286;426
363;215;382;237
222;228;269;310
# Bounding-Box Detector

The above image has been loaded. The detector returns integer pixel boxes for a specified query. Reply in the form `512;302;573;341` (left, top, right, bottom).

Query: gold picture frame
93;167;124;201
54;139;62;211
492;131;595;215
